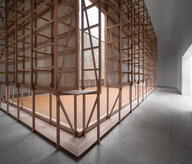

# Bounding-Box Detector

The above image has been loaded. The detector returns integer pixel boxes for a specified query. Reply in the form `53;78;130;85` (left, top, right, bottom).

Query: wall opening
79;0;105;88
182;44;192;95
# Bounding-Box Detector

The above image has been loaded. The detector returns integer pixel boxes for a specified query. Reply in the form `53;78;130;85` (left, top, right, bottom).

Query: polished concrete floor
0;88;192;164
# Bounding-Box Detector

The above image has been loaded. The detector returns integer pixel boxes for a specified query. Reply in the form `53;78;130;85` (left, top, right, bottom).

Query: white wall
181;57;191;95
144;0;192;89
177;54;182;93
177;9;192;93
177;44;192;94
157;47;178;88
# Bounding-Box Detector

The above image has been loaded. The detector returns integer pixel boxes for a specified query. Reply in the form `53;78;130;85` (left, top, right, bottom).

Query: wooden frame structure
0;0;157;157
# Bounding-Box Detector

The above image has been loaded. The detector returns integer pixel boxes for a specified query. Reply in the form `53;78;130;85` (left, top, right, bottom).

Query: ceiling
145;0;192;57
144;0;192;88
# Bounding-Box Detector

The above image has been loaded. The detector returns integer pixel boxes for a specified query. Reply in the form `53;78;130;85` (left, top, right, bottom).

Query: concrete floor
0;88;192;164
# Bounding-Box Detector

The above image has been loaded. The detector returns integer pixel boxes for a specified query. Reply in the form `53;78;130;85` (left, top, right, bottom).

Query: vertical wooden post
74;95;77;136
97;0;101;143
81;0;84;90
21;88;23;109
142;1;145;102
82;95;86;136
97;93;100;143
50;0;54;89
105;9;109;118
137;84;140;105
32;90;35;132
5;0;8;88
118;0;122;123
22;5;25;84
49;93;52;123
6;85;9;113
119;88;122;122
14;0;18;89
137;0;140;106
76;0;80;90
0;84;1;108
107;87;109;118
30;0;35;132
146;79;148;97
54;0;58;93
130;0;135;113
17;87;20;121
34;0;37;87
12;87;15;100
130;85;132;112
56;95;60;149
30;0;34;90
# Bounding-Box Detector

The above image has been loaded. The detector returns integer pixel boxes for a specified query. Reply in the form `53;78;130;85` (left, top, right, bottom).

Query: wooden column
130;0;134;113
30;0;34;90
97;93;100;143
30;0;35;132
105;8;109;118
82;95;86;136
81;0;85;90
76;0;80;90
5;0;8;93
137;0;141;106
17;87;20;121
142;1;145;102
97;0;101;143
14;0;18;88
56;95;60;149
6;85;9;113
34;0;38;87
107;87;109;118
21;88;23;109
118;0;122;123
54;0;58;93
49;93;52;123
32;90;35;132
12;87;15;100
0;84;1;108
51;0;54;89
74;95;77;136
118;87;122;122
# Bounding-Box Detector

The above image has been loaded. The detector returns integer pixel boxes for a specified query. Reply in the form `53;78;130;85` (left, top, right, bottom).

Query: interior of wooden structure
0;0;157;156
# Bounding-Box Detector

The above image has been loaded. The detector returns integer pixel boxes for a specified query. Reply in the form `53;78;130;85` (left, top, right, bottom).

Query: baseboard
157;85;177;89
157;86;181;94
